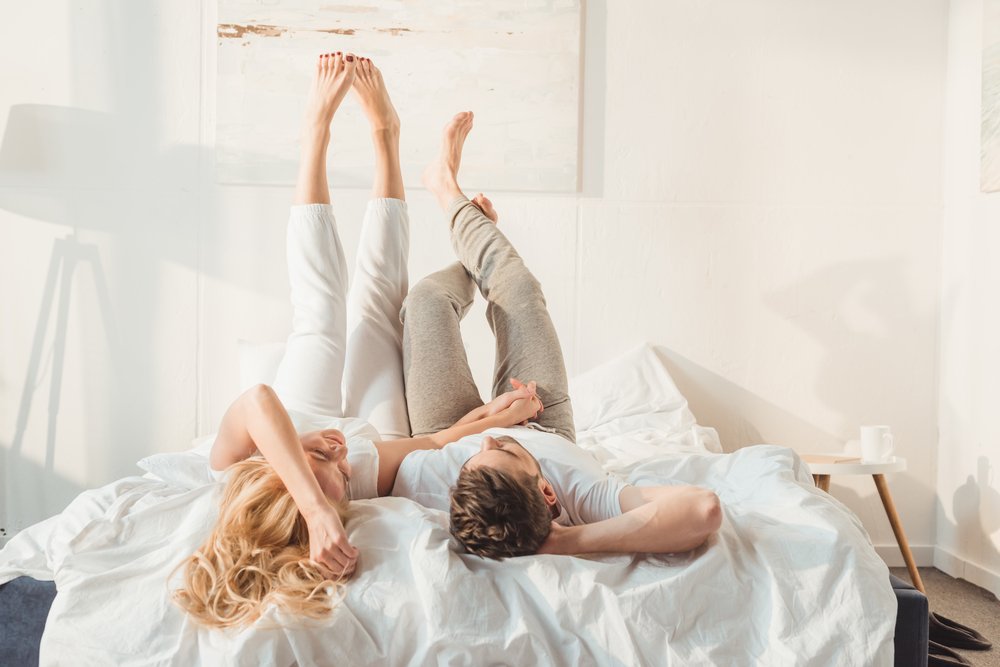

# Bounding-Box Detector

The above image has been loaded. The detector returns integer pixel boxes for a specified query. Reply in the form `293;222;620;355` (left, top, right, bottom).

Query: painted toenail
346;55;354;62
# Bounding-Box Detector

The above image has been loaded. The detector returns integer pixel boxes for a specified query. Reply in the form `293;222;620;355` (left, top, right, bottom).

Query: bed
0;345;901;666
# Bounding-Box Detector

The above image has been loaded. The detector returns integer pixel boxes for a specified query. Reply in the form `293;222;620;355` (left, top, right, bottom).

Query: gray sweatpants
401;196;575;442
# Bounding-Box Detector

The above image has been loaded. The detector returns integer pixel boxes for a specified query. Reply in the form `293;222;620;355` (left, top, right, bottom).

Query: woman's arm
537;485;722;556
209;384;358;575
373;395;542;496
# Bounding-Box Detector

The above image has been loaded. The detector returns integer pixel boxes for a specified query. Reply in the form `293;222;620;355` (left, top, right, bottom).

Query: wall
1;0;947;563
936;0;1000;597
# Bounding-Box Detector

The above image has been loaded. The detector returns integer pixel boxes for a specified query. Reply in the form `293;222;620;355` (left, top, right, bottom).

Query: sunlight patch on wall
983;0;1000;192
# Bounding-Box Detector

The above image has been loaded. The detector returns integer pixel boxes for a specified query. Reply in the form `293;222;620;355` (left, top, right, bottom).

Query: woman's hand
495;394;543;427
485;379;545;419
302;503;358;578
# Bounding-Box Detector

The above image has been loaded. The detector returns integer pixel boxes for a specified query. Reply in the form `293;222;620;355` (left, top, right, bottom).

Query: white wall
1;0;947;564
936;0;1000;598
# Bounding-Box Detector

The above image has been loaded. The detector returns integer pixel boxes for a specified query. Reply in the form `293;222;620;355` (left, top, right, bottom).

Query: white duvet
0;347;896;666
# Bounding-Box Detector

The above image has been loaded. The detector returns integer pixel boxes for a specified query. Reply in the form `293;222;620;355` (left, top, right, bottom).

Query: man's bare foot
352;57;399;133
472;193;498;223
423;111;474;209
304;52;357;131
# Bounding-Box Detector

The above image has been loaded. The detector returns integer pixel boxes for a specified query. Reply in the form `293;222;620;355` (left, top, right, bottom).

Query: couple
175;52;722;628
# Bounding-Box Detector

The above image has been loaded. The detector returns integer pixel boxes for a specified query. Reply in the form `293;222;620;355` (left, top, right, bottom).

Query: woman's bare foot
352;57;399;133
423;111;474;210
472;193;498;223
304;52;358;131
294;52;357;205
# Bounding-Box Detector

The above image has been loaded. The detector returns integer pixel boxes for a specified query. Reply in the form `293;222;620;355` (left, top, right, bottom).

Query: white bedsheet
0;418;895;666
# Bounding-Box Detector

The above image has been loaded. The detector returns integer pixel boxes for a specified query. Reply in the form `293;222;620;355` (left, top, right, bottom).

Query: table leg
814;475;831;492
872;473;925;594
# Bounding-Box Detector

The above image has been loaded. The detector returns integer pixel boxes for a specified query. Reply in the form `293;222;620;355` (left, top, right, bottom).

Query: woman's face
299;429;351;502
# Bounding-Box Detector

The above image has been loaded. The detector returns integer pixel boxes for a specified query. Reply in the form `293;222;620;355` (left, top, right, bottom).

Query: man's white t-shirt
207;410;381;501
390;426;626;526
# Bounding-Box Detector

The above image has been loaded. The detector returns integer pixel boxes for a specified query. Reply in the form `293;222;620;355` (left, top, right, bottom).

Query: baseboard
875;544;936;568
934;546;1000;599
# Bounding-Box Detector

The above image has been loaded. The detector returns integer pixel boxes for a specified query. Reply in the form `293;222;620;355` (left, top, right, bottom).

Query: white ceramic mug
860;425;894;463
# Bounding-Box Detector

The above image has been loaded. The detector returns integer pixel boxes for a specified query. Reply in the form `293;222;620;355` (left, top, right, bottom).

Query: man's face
463;435;541;478
299;429;352;502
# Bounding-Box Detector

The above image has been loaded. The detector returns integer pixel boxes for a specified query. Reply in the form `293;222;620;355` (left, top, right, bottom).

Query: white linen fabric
390;426;627;526
0;421;895;666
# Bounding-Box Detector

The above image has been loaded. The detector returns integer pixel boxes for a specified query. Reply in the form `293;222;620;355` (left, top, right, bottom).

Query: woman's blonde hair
173;457;349;628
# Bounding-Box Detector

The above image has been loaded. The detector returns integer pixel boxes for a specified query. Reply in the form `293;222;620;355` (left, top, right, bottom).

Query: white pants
271;199;411;439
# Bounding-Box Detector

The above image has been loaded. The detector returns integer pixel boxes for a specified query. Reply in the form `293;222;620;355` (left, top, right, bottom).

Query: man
393;112;722;558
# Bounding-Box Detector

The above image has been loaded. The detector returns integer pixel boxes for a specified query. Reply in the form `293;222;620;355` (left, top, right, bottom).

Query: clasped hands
486;378;545;426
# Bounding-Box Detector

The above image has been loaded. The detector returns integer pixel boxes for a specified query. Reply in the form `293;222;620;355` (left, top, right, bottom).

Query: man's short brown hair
449;466;552;559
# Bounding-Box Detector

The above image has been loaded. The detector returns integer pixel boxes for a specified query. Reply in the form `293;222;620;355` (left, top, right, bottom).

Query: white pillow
568;344;693;432
238;340;286;390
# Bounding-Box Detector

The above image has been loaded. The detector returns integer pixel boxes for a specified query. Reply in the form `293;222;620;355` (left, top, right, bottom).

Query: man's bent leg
402;262;483;437
448;197;575;442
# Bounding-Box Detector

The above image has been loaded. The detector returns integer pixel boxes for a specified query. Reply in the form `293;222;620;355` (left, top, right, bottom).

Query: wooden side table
804;456;924;594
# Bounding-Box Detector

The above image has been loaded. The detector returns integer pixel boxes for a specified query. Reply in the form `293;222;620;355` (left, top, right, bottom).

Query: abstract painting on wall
983;0;1000;192
216;1;581;192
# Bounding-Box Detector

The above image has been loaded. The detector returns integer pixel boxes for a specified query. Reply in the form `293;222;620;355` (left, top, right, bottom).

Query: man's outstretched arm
538;485;722;556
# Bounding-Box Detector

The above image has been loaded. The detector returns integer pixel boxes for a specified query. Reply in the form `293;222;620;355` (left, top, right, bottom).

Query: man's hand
302;502;358;578
495;394;543;427
485;378;545;421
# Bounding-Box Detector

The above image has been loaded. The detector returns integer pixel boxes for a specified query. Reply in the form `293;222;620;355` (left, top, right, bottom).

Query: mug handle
882;432;894;458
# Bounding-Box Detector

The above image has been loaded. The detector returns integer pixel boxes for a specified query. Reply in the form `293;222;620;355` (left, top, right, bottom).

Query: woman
174;53;541;628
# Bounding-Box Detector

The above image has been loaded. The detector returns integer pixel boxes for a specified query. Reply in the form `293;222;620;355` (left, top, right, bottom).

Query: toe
343;53;358;75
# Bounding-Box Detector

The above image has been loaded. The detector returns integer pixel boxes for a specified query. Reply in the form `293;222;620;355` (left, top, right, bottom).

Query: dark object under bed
0;574;928;666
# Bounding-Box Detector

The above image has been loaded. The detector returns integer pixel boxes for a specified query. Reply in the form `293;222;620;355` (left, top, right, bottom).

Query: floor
891;567;999;666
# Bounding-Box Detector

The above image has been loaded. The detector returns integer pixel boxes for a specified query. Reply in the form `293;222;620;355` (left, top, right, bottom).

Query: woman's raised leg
340;58;412;439
272;53;357;418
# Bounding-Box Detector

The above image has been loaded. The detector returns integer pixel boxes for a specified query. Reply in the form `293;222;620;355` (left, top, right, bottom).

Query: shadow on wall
937;400;1000;592
648;255;935;456
652;345;843;454
951;457;1000;570
0;2;215;529
936;266;1000;592
0;445;85;543
765;255;936;445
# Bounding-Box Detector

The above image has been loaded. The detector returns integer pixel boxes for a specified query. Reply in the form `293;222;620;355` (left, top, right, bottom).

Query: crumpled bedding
0;414;895;666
